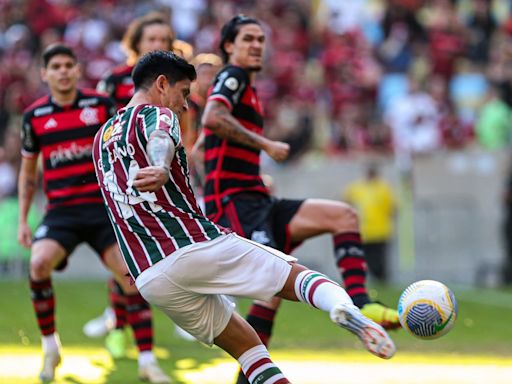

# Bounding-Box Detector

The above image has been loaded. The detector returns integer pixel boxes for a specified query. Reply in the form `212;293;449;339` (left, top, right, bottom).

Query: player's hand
132;166;169;192
265;140;290;162
18;222;32;249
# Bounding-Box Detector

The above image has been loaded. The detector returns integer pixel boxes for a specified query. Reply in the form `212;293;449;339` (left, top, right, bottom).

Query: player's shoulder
216;65;249;82
23;95;51;116
79;89;115;106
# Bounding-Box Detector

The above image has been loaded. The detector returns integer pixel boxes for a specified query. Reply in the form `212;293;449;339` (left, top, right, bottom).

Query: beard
247;64;262;72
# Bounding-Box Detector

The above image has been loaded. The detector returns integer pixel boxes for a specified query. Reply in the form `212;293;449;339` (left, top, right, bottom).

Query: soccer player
200;16;400;382
93;49;395;384
18;44;170;384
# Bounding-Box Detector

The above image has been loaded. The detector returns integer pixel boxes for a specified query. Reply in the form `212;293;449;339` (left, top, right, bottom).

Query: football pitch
1;280;511;383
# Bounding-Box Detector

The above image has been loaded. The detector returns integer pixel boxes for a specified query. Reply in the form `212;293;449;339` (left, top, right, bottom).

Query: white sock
294;270;353;312
138;350;156;366
42;333;61;354
238;345;287;383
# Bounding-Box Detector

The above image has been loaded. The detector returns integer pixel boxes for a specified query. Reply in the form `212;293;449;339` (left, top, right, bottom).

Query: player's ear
155;74;168;93
224;41;234;56
75;63;82;79
40;67;47;83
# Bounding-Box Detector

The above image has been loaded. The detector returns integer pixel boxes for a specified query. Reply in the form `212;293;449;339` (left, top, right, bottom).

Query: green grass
0;280;511;383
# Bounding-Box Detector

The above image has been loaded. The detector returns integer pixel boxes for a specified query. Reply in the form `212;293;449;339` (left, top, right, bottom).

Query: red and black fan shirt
203;65;269;219
21;89;116;210
96;64;134;109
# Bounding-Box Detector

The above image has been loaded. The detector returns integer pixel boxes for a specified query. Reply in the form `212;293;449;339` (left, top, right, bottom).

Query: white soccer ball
397;280;458;340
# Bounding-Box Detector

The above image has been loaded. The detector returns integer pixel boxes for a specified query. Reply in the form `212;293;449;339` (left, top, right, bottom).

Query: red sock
30;278;55;335
125;293;153;352
334;232;370;308
109;278;127;329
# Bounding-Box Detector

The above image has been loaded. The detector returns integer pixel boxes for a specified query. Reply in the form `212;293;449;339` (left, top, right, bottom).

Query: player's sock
246;303;277;347
125;292;153;352
238;345;290;384
294;270;352;312
333;232;370;308
235;304;278;384
30;278;56;336
109;279;127;329
138;350;156;366
42;333;61;354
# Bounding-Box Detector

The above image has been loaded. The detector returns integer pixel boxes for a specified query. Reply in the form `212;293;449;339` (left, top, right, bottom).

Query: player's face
138;24;173;56
41;54;80;94
163;78;191;119
226;23;265;71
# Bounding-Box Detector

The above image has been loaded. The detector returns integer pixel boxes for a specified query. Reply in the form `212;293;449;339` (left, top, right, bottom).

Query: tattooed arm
133;130;175;192
18;156;38;248
202;100;289;162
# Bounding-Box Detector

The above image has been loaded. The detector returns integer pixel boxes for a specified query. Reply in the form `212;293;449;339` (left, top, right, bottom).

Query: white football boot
139;361;172;383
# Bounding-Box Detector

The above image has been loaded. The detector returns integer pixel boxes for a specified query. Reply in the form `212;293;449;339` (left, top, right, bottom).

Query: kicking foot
40;349;61;383
139;361;172;383
360;302;401;330
83;307;115;338
331;303;396;359
105;328;127;359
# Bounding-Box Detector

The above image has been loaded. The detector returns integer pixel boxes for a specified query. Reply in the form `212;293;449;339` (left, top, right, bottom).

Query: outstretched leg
287;199;400;329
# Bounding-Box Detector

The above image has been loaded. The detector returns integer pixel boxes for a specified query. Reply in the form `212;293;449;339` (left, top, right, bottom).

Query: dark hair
219;14;260;63
122;12;174;65
42;44;77;67
132;50;197;91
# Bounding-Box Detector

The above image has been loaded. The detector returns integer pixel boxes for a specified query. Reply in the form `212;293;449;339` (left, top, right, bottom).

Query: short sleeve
139;106;181;147
208;66;248;111
20;112;39;157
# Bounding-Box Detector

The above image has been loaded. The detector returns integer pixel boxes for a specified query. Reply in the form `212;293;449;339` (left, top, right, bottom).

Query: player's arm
202;100;289;162
18;114;40;248
133;130;175;193
18;155;38;248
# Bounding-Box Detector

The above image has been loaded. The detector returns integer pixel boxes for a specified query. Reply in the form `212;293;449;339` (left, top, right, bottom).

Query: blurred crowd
1;0;512;201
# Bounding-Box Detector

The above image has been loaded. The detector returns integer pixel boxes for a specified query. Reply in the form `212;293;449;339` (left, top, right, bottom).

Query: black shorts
33;204;116;270
215;193;304;253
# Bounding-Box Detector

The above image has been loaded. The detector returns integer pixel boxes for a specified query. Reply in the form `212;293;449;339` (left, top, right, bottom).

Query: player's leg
286;198;400;329
214;312;291;384
101;244;170;384
276;263;395;359
29;238;67;382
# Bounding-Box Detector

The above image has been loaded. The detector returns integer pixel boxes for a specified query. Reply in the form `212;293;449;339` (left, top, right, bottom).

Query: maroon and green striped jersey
203;65;269;220
21;89;116;210
93;104;227;279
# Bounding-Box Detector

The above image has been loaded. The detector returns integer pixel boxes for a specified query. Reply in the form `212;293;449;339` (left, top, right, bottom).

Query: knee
331;202;359;232
30;254;53;280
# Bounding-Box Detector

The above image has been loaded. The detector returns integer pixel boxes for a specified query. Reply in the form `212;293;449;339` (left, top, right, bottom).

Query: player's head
41;44;80;95
219;15;264;71
122;12;174;65
132;50;196;118
192;53;222;95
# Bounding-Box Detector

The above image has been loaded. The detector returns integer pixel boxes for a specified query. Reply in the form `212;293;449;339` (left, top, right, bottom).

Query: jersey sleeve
208;66;248;111
20;112;39;157
139;106;181;147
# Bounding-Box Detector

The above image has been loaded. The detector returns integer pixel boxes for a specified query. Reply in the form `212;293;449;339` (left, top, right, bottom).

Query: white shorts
135;233;296;345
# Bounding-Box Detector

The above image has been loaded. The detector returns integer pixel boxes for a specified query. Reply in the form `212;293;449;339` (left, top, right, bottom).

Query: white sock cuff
42;333;61;353
138;350;156;366
238;344;269;369
294;270;314;304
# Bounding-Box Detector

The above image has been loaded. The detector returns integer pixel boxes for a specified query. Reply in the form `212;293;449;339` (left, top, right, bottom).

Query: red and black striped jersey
96;64;134;109
203;65;269;219
21;89;116;211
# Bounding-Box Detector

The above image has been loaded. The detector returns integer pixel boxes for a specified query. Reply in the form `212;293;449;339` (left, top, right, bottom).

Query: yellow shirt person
343;164;396;281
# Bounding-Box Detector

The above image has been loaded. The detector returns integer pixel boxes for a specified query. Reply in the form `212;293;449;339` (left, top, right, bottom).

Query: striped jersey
93;104;227;279
21;89;116;210
96;64;134;109
203;65;269;220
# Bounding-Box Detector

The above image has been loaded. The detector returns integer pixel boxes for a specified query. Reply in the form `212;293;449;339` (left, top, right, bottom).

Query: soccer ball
397;280;458;339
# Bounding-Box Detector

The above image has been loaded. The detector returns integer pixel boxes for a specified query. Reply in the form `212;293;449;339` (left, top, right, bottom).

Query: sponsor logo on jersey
78;98;98;108
80;107;100;125
49;142;93;167
225;77;239;91
106;143;136;164
34;105;54;117
44;118;58;130
102;125;113;141
160;114;173;126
